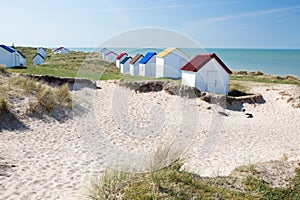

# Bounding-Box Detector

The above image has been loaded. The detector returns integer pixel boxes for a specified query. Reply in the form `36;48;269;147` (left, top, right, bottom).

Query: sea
69;47;300;78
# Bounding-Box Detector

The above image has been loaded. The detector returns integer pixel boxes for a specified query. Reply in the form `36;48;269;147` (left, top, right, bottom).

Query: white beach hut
180;53;232;95
104;51;118;62
0;45;20;68
100;48;109;58
139;52;156;77
16;51;26;67
156;47;189;78
120;56;132;74
37;47;47;58
115;52;127;68
53;47;70;55
129;54;143;76
33;53;45;65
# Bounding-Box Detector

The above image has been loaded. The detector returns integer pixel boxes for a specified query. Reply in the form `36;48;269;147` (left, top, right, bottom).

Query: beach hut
104;51;118;62
37;47;47;58
16;51;26;66
53;47;70;54
156;47;189;78
180;53;232;95
0;44;20;68
33;53;45;65
129;54;143;76
115;52;127;68
139;52;157;77
120;56;132;74
100;48;109;58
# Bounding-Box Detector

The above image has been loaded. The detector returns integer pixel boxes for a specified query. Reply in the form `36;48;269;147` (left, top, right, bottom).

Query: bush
0;96;8;114
249;71;264;76
285;75;300;82
0;65;7;74
234;71;248;75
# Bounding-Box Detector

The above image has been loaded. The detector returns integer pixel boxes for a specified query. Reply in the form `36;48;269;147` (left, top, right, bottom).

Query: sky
1;0;300;48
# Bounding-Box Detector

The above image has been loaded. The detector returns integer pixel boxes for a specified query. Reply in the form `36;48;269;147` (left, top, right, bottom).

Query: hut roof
116;52;127;60
120;56;132;64
180;53;232;74
33;53;45;59
0;45;15;53
105;51;118;56
157;47;189;58
17;51;26;58
140;52;156;64
129;54;143;64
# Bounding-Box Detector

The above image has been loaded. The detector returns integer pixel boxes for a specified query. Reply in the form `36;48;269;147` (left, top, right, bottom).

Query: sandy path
0;118;103;199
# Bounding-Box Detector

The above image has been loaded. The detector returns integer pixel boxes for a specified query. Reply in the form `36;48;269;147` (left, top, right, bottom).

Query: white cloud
196;5;300;25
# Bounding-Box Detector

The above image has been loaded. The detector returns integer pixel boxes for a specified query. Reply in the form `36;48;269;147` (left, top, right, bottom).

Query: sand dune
0;81;299;199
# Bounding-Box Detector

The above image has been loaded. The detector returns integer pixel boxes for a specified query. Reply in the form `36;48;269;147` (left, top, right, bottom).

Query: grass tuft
55;83;72;107
0;65;7;74
1;76;72;114
0;96;8;114
228;83;252;97
85;169;131;200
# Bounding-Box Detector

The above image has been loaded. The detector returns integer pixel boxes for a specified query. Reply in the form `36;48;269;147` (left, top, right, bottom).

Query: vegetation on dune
231;71;300;86
9;47;122;80
0;75;72;115
85;159;300;200
228;83;252;97
0;65;7;74
7;47;300;86
0;96;8;114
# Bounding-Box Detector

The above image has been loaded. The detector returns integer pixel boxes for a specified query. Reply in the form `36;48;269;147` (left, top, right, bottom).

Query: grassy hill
8;47;122;80
7;47;300;85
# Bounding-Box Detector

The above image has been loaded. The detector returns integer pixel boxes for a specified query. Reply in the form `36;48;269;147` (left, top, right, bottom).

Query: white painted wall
17;53;26;66
105;53;117;62
33;54;44;65
156;50;188;78
129;57;143;76
120;58;132;74
181;58;230;95
37;48;47;58
182;71;196;87
139;56;156;77
115;60;120;68
0;48;20;68
100;48;109;58
115;55;127;68
60;48;69;54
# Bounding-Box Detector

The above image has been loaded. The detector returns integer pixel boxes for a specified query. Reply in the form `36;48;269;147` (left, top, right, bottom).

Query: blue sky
1;0;300;48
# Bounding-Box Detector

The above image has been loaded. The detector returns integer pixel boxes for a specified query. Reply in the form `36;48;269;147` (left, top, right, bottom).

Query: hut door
207;71;217;93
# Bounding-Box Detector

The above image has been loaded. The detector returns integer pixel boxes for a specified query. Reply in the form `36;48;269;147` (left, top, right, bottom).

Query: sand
0;81;299;199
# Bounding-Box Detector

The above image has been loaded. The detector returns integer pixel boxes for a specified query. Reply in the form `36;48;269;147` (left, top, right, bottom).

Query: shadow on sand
0;112;28;131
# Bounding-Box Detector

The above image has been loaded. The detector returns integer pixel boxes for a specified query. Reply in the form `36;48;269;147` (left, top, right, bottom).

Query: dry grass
0;96;8;114
55;83;72;107
85;170;132;200
0;75;72;115
0;65;7;74
228;83;252;97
